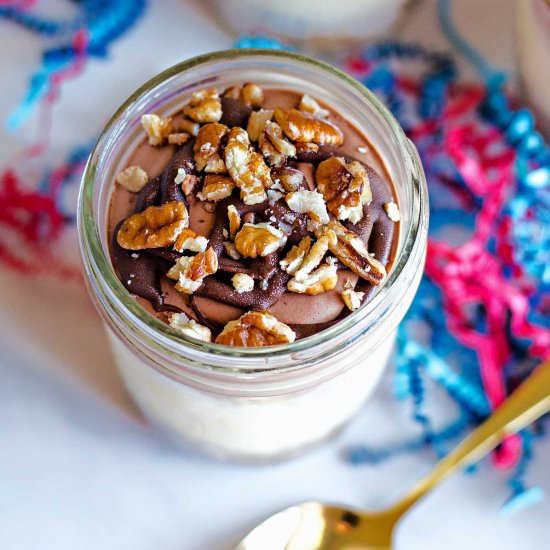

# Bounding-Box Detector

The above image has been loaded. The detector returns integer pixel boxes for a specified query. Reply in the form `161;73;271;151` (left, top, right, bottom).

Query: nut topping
258;121;296;166
197;174;235;202
225;127;270;205
167;132;191;145
173;228;208;253
274;107;343;145
317;220;387;285
180;174;200;196
215;311;296;347
285;189;329;224
341;282;365;311
287;263;338;295
299;94;329;118
179;118;200;136
293;231;336;281
169;313;212;342
141;114;174;146
193;123;229;173
116;165;148;193
234;222;287;258
117;201;188;250
384;201;401;222
167;247;218;294
271;166;305;192
223;241;241;260
280;236;312;275
232;272;255;293
246;109;274;142
241;83;264;107
184;88;222;123
316;157;372;224
227;204;241;239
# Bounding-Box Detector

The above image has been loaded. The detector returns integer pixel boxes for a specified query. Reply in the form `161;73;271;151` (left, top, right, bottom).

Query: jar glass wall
78;50;428;462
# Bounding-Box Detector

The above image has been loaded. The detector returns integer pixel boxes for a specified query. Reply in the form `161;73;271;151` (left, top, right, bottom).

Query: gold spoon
235;361;550;550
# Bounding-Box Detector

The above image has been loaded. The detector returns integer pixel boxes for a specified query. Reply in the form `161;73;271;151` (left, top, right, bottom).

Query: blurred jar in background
516;0;550;136
208;0;409;51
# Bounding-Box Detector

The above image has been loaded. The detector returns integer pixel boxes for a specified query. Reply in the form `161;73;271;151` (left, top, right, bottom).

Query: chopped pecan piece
167;132;191;145
169;313;212;342
232;273;255;293
117;201;188;250
285;189;329;224
167;247;218;294
271;166;305;192
246;109;274;142
341;282;365;311
184;88;222;123
222;83;264;107
173;228;208;253
224;127;270;205
280;236;312;275
215;311;296;347
293;231;336;281
274;107;343;145
193;123;229;173
241;83;264;107
180;174;200;196
227;204;241;239
258;121;296;166
141;114;174;146
287;263;338;295
316;157;372;223
234;222;287;258
179;118;200;136
116;165;148;193
384;201;401;222
317;220;387;285
299;94;329;118
197;175;235;202
223;241;241;260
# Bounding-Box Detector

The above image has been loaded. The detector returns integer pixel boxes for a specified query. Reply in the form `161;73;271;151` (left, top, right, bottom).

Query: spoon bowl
235;361;550;549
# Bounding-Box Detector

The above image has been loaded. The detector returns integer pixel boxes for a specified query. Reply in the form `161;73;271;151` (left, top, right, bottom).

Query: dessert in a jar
516;0;550;136
78;50;428;461
206;0;408;50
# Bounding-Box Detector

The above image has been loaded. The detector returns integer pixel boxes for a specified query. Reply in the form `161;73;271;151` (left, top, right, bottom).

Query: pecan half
224;127;270;205
193;123;229;173
197;175;235;202
234;222;287;258
274;107;343;145
316;157;372;223
317;220;386;285
215;311;296;347
184;88;222;123
258;121;296;166
117;201;188;250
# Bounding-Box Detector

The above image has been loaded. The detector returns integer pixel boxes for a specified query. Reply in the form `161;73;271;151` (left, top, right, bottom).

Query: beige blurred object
516;0;550;136
204;0;411;50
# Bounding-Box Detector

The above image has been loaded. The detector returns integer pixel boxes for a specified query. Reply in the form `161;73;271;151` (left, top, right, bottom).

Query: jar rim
78;48;428;367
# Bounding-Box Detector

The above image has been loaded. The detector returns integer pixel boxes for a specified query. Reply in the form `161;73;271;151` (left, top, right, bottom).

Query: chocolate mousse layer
108;85;400;345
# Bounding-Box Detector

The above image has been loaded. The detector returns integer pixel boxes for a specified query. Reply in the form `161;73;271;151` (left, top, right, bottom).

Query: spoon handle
392;360;550;518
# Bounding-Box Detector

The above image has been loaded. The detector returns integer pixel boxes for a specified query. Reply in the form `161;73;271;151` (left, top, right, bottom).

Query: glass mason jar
78;50;428;462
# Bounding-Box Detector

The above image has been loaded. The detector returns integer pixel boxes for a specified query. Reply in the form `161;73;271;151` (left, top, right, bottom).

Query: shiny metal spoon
236;361;550;550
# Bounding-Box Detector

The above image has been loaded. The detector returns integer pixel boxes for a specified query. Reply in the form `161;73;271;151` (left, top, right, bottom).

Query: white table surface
1;1;549;549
